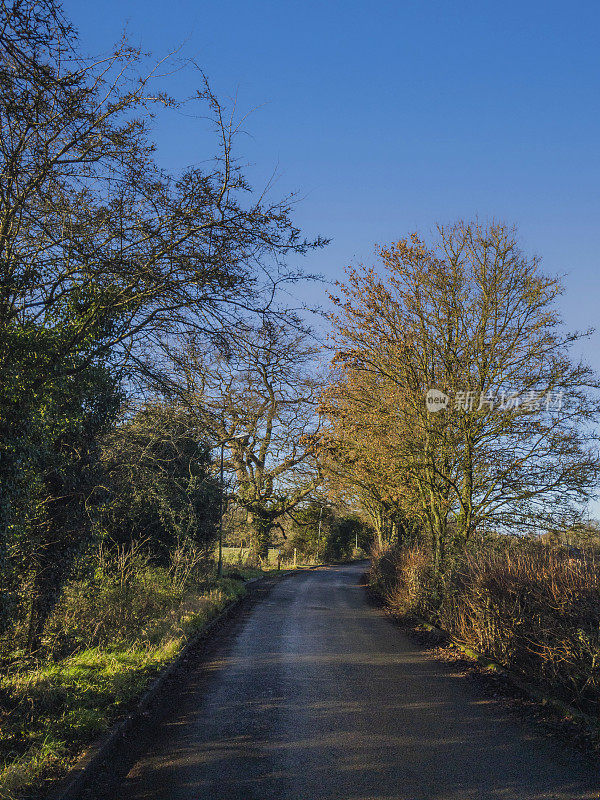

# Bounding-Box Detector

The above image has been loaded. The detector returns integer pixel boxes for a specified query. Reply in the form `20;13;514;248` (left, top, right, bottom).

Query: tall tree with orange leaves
326;220;600;573
320;367;423;549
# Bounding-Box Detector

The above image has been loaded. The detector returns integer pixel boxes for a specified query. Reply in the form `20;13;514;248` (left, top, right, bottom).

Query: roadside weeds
41;565;317;800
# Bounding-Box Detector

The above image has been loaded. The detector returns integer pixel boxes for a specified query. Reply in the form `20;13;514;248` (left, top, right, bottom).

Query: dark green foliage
1;318;121;647
327;516;367;560
98;403;221;563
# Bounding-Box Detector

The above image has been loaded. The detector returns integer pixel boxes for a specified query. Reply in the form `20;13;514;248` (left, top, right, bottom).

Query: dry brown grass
371;540;600;713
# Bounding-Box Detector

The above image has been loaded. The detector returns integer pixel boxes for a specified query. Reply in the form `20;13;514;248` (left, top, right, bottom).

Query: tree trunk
369;507;385;550
25;561;62;653
249;513;273;560
431;510;447;579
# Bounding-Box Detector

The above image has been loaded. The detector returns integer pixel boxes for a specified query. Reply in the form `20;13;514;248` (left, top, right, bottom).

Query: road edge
46;567;318;800
364;573;600;747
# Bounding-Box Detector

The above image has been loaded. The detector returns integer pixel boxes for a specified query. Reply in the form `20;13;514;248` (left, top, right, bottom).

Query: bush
371;540;600;712
374;545;436;616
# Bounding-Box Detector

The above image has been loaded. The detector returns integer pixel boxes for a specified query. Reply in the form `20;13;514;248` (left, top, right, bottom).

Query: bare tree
0;0;324;388
164;322;322;557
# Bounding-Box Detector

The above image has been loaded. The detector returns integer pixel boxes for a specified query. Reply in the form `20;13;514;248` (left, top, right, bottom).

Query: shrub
372;540;600;712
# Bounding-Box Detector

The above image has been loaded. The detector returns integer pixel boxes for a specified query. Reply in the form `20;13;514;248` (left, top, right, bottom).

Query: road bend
95;562;599;800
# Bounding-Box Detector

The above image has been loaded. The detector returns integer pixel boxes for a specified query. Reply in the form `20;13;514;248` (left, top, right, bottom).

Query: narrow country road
95;563;599;800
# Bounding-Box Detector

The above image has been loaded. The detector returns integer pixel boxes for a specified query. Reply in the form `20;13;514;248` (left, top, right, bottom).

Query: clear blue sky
65;0;600;515
64;0;600;354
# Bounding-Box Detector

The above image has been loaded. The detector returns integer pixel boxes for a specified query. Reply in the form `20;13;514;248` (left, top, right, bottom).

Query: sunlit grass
0;578;245;800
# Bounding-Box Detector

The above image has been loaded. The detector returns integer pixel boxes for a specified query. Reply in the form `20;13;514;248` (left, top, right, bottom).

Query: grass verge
0;578;245;800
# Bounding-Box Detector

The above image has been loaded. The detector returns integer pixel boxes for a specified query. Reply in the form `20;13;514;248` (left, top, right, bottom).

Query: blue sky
65;0;600;516
64;0;600;361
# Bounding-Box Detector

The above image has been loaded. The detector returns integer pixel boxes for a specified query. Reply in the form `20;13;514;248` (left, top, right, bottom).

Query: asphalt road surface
97;563;600;800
